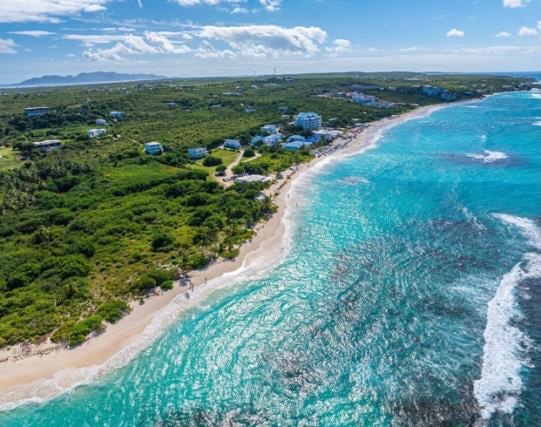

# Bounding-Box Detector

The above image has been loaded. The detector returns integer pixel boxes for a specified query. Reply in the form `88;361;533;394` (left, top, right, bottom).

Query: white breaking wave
493;213;541;250
473;214;541;420
466;150;509;164
533;121;541;127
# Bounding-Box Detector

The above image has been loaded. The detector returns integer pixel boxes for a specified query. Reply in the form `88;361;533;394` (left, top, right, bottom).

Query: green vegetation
235;147;312;175
0;155;274;347
243;149;255;158
0;72;532;348
202;155;223;167
195;148;238;176
0;146;19;171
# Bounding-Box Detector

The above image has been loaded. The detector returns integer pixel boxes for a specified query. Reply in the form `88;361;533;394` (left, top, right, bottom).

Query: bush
56;255;91;279
147;269;174;290
184;192;211;207
32;226;53;245
215;164;227;176
243;149;255;158
136;276;156;292
202;156;222;167
46;208;74;226
67;315;104;347
59;277;90;301
6;273;29;290
220;248;239;260
69;238;96;258
68;218;94;233
134;269;173;292
99;300;129;323
151;231;175;251
186;254;209;270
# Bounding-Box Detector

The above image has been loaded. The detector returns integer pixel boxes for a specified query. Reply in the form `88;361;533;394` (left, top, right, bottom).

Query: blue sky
0;0;539;83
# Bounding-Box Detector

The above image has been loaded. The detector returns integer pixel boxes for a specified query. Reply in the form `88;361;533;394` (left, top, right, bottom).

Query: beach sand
0;104;445;409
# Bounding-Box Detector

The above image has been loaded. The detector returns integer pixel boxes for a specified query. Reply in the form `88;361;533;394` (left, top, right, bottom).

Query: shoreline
0;102;448;410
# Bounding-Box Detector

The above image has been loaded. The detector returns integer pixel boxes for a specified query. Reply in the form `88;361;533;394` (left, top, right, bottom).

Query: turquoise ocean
1;90;540;426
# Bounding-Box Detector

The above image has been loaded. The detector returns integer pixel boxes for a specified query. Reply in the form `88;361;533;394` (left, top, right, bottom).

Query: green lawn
195;148;240;176
238;150;312;174
0;146;20;170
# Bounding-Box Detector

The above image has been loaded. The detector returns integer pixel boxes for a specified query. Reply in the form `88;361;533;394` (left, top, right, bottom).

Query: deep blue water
1;91;540;426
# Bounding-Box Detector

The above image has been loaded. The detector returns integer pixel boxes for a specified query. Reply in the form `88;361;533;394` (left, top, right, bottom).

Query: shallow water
2;92;540;426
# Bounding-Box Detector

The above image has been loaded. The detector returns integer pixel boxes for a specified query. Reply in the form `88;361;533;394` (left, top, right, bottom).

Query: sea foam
473;214;541;420
466;150;509;164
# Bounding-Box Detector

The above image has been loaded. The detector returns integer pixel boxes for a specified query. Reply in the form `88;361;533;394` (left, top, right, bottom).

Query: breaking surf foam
466;150;509;164
473;214;541;420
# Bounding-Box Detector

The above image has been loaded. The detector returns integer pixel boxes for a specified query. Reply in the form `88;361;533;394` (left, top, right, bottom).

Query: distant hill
14;71;167;87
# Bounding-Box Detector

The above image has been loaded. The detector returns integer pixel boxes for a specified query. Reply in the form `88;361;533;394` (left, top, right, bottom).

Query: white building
224;139;241;150
263;134;283;145
351;92;377;105
145;142;163;155
33;139;61;153
313;129;342;142
295;112;322;131
88;128;107;138
261;124;278;134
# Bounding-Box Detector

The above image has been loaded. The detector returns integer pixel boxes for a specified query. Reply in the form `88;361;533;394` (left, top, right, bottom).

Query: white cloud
446;28;465;37
172;0;280;12
0;0;108;23
75;24;330;61
102;26;136;32
495;31;512;37
9;30;56;37
517;26;538;36
259;0;281;11
230;6;249;14
197;25;327;57
83;42;134;61
400;46;431;52
326;38;351;54
64;34;129;45
0;38;17;53
457;45;538;55
144;31;192;53
538;20;541;31
503;0;529;8
82;32;192;61
173;0;237;6
194;40;236;59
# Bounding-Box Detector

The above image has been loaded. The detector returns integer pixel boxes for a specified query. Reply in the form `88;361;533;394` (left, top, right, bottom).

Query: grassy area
195;148;241;176
0;146;20;170
236;150;312;175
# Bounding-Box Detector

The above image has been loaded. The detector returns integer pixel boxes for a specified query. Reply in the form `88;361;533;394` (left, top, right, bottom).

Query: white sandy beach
0;104;445;410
